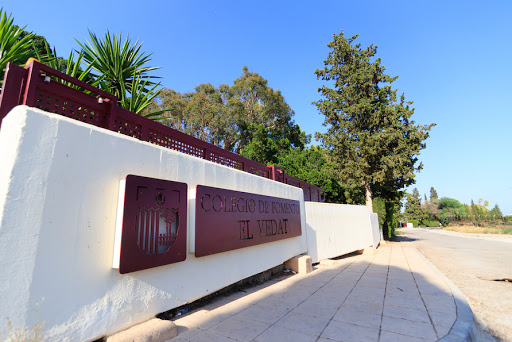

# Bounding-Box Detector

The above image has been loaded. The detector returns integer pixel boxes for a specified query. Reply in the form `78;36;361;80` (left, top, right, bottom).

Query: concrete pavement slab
253;325;317;342
291;299;340;319
166;245;480;342
333;307;382;329
238;303;290;324
208;315;269;341
381;315;437;341
379;330;432;342
275;311;330;336
383;304;431;323
321;320;380;342
186;330;238;342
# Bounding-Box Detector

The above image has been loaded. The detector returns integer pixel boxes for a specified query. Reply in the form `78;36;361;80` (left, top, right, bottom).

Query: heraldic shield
117;175;187;274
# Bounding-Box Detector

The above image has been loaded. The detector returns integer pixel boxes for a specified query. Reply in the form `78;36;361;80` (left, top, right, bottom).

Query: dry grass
4;319;44;342
443;225;512;235
3;299;45;342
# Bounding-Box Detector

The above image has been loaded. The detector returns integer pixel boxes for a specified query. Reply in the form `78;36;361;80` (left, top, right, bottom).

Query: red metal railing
0;61;325;202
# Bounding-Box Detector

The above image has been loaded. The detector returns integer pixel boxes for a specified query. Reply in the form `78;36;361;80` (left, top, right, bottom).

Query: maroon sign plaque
195;185;302;257
116;175;187;274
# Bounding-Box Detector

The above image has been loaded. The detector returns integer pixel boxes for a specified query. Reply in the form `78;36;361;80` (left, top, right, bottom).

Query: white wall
0;106;307;341
305;202;379;263
369;213;381;247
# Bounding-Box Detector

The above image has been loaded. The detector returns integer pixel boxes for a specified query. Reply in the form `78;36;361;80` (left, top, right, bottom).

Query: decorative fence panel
0;60;323;201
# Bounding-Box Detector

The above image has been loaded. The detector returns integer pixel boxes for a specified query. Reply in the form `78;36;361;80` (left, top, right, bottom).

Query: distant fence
0;61;324;202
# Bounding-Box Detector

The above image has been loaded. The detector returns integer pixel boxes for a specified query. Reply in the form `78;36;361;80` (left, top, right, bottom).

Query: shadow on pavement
167;246;469;342
392;235;420;242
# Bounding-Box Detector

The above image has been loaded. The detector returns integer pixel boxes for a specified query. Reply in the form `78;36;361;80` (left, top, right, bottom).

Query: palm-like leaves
77;30;167;118
0;9;35;82
1;14;167;119
77;31;160;98
35;41;96;88
119;72;168;118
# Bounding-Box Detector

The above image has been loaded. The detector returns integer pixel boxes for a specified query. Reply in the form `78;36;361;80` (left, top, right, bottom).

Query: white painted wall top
0;106;307;341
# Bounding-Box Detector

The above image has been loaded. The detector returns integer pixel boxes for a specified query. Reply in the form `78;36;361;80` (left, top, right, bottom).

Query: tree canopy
490;204;503;218
404;188;428;222
314;31;435;212
275;145;349;204
437;197;466;224
430;187;438;201
146;67;308;159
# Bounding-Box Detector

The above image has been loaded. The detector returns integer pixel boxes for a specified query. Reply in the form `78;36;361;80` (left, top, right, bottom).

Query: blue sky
3;0;511;214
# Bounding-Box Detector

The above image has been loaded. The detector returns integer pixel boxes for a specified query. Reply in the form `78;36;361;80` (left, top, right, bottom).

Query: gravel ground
395;228;511;342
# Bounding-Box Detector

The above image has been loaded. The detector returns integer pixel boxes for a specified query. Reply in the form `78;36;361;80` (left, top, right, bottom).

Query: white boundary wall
0;107;307;341
370;213;381;247
305;202;381;263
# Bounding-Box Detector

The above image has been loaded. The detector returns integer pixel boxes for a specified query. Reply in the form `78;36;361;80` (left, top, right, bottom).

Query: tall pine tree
314;31;435;212
430;187;438;201
404;188;428;222
490;204;503;219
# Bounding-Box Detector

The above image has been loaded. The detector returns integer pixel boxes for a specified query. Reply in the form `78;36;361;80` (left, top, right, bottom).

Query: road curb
105;318;177;342
412;248;492;342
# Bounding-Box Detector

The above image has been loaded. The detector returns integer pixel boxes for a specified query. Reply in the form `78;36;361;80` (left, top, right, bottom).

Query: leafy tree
228;66;306;154
373;197;400;239
470;199;489;220
20;31;46;53
240;123;279;164
470;199;477;219
234;67;305;153
0;9;36;82
439;198;465;213
478;198;489;209
369;183;403;238
490;204;503;219
422;186;440;221
430;187;438;201
404;188;428;223
438;197;466;224
373;197;387;230
145;85;237;148
423;199;440;221
180;84;225;144
275;145;352;203
146;67;306;154
314;31;435;212
464;204;473;218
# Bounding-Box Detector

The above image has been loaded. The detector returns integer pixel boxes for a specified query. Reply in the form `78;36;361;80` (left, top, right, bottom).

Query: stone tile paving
169;245;457;342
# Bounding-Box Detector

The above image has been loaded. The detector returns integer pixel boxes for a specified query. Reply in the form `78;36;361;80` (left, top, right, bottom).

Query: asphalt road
395;227;512;342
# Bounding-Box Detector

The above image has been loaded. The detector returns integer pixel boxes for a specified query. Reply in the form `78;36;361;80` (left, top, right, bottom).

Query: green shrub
411;220;419;227
421;220;440;228
373;197;398;239
438;215;449;226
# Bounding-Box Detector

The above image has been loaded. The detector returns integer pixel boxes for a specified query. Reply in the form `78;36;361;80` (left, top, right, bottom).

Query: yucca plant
77;30;160;98
0;9;35;83
76;30;167;118
34;41;97;88
119;71;168;118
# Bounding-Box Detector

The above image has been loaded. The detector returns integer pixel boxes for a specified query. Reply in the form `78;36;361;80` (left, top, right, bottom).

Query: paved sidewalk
167;245;474;342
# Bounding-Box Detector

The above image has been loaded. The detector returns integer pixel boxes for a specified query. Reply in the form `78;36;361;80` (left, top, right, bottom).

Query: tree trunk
364;180;373;213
